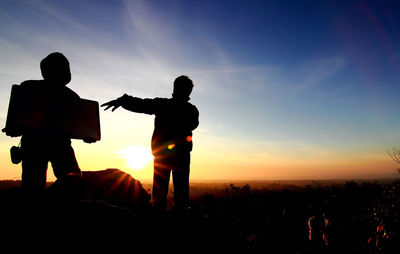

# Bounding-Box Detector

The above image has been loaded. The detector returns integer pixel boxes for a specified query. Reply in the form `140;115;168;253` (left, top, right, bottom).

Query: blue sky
1;0;400;180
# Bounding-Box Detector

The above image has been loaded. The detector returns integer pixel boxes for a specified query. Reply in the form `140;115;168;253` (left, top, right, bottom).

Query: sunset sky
1;0;400;181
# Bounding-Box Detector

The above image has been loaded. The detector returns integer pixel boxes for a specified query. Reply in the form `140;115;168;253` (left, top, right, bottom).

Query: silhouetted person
102;76;199;213
16;52;85;196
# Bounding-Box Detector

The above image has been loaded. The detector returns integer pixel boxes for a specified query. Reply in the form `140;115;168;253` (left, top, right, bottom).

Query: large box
3;84;101;141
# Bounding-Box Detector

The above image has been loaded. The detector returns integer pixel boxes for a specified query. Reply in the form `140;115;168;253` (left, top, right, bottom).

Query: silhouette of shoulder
20;79;44;89
20;80;80;99
153;97;198;110
153;98;199;131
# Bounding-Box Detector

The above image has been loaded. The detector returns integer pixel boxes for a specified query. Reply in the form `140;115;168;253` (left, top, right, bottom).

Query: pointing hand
101;99;122;112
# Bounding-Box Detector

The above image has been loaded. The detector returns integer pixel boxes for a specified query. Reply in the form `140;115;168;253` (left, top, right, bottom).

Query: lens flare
118;146;153;170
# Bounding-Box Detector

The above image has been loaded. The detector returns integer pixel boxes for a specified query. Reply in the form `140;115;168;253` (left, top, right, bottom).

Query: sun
119;146;153;170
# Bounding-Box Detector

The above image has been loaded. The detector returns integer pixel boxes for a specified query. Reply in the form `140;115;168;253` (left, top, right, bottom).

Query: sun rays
119;146;153;170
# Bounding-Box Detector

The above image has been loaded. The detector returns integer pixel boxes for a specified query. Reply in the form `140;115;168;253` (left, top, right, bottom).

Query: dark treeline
185;179;400;253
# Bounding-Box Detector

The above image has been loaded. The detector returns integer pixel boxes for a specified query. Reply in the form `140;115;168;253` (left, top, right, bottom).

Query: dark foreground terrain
1;171;399;253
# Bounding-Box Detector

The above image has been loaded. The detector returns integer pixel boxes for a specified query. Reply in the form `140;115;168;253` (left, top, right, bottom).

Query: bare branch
388;148;400;165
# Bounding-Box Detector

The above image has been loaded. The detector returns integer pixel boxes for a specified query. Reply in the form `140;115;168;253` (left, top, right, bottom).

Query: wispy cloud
291;57;346;94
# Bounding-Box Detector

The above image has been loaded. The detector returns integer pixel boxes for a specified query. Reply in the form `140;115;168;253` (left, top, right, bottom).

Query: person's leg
50;141;81;179
50;142;85;198
172;153;190;212
152;157;171;212
21;142;48;195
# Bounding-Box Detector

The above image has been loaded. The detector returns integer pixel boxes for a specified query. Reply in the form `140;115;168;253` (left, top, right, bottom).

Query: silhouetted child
8;52;86;196
102;75;199;213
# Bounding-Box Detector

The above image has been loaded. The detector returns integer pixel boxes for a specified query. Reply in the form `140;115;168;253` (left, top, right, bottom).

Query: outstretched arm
101;94;160;114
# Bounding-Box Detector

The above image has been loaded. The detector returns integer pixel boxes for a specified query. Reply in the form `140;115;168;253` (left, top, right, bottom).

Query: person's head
40;52;71;86
172;75;194;101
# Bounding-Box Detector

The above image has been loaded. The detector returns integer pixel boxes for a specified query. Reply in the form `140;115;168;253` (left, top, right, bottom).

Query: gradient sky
1;0;400;181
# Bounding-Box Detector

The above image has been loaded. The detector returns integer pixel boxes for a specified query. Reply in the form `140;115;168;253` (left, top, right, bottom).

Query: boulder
82;168;151;215
0;169;152;248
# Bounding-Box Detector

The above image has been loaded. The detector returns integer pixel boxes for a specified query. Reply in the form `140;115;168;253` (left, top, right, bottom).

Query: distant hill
2;177;398;193
0;180;20;190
